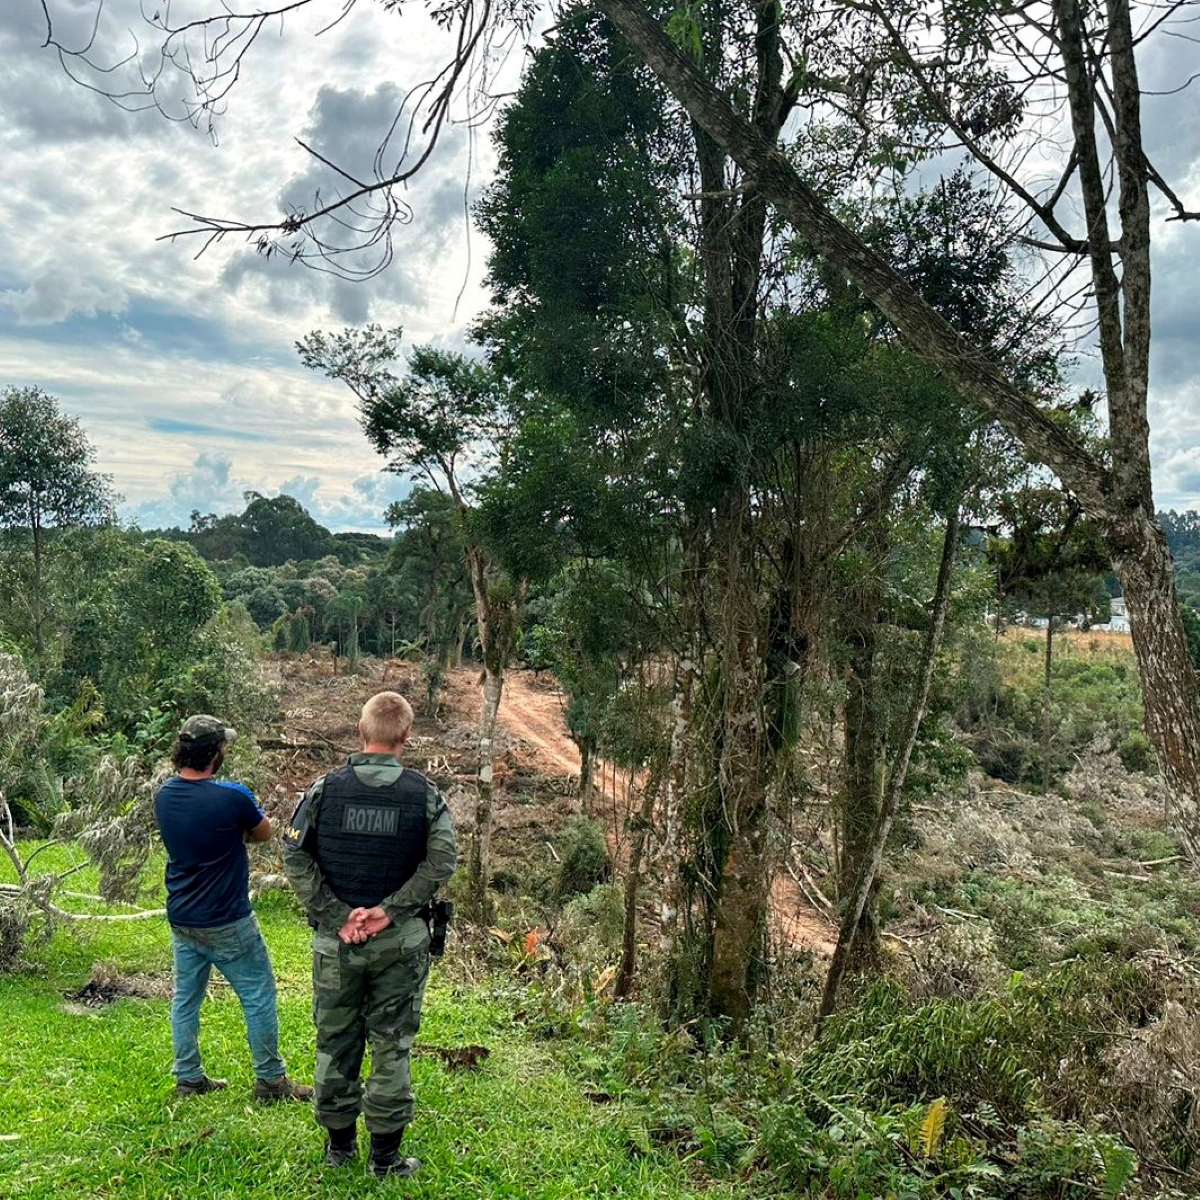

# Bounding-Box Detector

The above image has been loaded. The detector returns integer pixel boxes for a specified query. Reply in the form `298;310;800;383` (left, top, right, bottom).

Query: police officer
283;690;456;1178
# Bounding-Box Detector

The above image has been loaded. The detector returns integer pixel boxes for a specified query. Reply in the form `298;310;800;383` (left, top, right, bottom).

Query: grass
0;854;755;1200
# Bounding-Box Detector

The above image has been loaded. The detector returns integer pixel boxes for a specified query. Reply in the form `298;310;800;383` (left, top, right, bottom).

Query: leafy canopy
0;386;113;533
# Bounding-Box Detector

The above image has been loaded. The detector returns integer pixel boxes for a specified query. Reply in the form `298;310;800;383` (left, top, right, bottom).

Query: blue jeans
170;913;286;1082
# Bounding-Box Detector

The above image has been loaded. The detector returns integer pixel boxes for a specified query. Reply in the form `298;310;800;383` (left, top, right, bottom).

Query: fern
1101;1141;1137;1199
919;1096;948;1159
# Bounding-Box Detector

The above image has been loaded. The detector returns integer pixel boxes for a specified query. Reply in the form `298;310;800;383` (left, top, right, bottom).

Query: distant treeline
1161;509;1200;608
150;491;390;569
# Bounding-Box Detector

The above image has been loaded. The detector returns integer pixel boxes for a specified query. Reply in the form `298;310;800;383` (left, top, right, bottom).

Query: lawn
0;856;755;1199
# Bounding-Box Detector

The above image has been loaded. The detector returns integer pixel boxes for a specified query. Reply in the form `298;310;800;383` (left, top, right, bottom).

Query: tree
0;387;114;660
990;487;1113;789
474;9;1029;1027
237;493;337;566
54;537;223;731
299;332;520;916
181;492;337;565
587;0;1200;866
385;488;475;703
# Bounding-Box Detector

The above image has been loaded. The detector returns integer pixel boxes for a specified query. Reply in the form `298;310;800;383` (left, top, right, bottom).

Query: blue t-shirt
154;776;265;928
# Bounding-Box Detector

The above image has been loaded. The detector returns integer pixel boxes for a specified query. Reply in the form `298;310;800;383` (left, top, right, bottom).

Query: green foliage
1160;510;1200;600
284;611;312;652
557;882;626;977
475;6;680;425
158;604;278;756
299;329;506;491
0;651;101;830
177;492;355;566
989;488;1111;626
808;979;1040;1118
953;629;1145;787
385;487;473;671
50;536;226;739
0;387;114;536
0;650;57;827
552;817;612;902
1179;602;1200;671
0;386;115;656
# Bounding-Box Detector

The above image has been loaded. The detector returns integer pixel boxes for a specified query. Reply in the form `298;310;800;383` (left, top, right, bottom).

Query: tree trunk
658;636;695;975
30;503;43;663
1111;517;1200;858
577;736;595;814
463;543;513;920
1042;617;1055;792
467;662;503;919
616;765;662;999
819;509;960;1024
707;497;771;1031
837;543;884;970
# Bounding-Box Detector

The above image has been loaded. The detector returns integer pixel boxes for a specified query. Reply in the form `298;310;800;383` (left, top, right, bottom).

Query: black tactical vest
314;763;429;909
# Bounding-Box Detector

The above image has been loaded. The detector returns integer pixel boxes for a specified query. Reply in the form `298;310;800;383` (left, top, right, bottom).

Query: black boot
369;1127;419;1178
325;1123;358;1167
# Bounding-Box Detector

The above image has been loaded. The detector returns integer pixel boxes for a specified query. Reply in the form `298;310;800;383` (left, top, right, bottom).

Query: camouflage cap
178;714;238;745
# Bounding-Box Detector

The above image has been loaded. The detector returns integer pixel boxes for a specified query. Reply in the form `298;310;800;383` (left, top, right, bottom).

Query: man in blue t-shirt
154;713;313;1102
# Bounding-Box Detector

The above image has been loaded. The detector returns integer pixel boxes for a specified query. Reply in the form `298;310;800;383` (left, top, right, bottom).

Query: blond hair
360;691;414;747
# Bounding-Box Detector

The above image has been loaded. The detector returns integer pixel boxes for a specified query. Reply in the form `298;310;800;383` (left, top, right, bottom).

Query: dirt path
465;668;582;781
263;654;835;955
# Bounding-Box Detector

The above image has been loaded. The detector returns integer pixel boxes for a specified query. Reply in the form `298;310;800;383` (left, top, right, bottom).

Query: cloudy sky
2;1;1199;533
0;0;514;530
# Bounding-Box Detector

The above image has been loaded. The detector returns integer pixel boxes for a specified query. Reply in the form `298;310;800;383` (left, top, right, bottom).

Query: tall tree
298;331;520;917
590;0;1200;861
0;387;114;661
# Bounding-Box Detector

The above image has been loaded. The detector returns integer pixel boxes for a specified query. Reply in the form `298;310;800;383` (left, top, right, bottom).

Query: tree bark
707;494;771;1031
467;660;503;919
30;501;44;662
837;538;885;970
819;509;960;1025
616;765;662;999
577;736;596;814
1112;517;1200;859
463;543;515;919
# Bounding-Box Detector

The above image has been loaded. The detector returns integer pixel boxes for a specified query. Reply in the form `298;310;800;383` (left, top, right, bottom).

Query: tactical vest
313;763;429;908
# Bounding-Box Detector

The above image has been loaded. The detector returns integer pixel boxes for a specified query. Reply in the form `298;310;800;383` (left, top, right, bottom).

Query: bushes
552;816;611;901
952;630;1149;789
519;960;1150;1198
805;979;1041;1119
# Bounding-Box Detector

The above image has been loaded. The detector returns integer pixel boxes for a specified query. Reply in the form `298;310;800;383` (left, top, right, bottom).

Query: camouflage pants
311;923;430;1134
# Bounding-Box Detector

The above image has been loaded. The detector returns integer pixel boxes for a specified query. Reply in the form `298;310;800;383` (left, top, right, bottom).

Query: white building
1099;597;1131;633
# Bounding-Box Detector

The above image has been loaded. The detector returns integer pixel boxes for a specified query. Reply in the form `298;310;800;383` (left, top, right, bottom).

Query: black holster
424;898;453;957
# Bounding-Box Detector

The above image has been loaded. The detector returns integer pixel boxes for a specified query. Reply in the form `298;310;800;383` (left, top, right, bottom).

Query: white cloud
130;455;413;531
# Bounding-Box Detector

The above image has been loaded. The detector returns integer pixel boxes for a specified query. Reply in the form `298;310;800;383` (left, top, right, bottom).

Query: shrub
552;817;611;902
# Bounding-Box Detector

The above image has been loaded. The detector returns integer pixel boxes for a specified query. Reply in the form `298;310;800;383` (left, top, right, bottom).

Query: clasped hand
336;905;392;944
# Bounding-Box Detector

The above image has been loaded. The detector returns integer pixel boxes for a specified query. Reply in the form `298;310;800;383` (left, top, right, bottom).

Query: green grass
0;861;753;1199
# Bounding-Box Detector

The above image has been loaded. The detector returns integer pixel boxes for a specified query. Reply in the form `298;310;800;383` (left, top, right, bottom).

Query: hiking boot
369;1128;418;1178
369;1154;420;1179
324;1131;358;1167
253;1074;314;1103
175;1074;228;1097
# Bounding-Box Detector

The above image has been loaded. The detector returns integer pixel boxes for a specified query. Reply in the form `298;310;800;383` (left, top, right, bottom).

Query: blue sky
2;0;1200;532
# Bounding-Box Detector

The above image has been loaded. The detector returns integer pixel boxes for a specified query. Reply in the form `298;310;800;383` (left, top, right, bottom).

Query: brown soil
259;653;834;954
